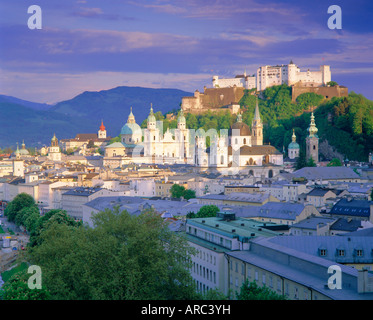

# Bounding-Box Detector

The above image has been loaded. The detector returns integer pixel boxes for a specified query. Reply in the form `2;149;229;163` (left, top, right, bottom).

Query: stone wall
181;86;245;114
292;84;348;102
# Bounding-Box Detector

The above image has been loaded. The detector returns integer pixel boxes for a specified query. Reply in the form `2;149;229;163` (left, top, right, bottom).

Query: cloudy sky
0;0;372;104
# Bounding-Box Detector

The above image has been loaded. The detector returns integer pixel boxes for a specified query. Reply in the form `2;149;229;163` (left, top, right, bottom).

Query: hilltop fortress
182;61;348;114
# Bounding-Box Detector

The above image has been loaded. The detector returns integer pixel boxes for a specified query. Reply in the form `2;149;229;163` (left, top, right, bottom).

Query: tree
236;279;286;300
295;149;307;170
183;189;196;200
28;209;81;248
4;193;36;223
196;205;219;218
27;207;199;300
327;158;342;167
0;269;51;300
170;184;186;199
306;157;317;167
327;81;338;87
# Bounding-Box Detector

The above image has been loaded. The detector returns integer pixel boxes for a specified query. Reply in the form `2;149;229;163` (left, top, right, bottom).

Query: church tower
288;129;300;159
176;109;189;161
251;97;263;146
306;112;319;164
48;134;62;161
98;120;107;139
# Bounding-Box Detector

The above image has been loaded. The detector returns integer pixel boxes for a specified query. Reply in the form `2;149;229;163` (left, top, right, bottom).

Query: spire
253;96;261;121
148;103;156;121
178;108;186;124
307;112;318;137
99;119;106;131
21;139;26;149
292;129;296;143
236;112;242;123
127;107;136;124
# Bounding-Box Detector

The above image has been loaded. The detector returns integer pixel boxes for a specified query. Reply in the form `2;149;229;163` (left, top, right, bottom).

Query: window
255;270;258;281
262;274;266;285
355;249;363;257
319;249;327;256
337;249;345;257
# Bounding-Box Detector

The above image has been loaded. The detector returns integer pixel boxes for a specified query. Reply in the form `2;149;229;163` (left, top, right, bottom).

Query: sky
0;0;372;104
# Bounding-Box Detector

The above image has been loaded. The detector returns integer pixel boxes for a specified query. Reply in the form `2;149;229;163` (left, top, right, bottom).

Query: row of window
231;262;319;300
195;248;217;265
188;227;233;250
319;248;366;257
193;262;217;284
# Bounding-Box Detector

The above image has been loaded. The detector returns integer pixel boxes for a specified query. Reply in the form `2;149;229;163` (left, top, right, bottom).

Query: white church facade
103;100;284;178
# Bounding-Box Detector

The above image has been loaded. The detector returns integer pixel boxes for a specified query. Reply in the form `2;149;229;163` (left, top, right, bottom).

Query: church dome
120;122;142;135
288;141;300;149
229;114;251;136
121;107;142;135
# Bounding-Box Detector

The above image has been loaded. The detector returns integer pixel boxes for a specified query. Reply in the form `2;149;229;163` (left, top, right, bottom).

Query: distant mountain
0;94;52;111
50;86;192;138
0;86;192;148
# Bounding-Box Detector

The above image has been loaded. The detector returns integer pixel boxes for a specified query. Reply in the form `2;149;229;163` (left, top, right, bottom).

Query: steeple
251;96;263;146
99;120;106;131
177;108;186;130
253;96;261;122
127;107;136;124
147;103;156;129
15;142;20;159
236;112;242;123
292;129;296;143
307;112;318;137
306;112;319;164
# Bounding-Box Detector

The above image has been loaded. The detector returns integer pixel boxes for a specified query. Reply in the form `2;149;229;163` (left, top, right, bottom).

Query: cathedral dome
120;122;142;135
288;141;300;149
229;114;251;136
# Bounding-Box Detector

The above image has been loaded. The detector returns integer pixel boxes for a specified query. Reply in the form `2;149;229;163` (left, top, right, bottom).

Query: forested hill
151;84;372;162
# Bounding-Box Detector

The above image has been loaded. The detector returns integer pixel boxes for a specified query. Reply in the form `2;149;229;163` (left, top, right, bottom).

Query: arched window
235;138;238;145
243;138;246;145
268;170;273;178
221;155;224;165
249;158;254;165
313;145;316;150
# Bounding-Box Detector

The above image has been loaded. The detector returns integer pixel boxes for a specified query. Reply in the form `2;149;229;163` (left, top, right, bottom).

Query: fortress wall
292;85;348;102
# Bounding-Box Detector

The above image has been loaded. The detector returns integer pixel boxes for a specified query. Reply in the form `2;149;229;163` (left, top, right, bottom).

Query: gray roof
329;218;363;232
63;187;103;196
306;188;336;197
330;198;372;217
228;237;373;300
292;167;361;180
233;202;308;221
197;192;272;203
290;216;336;230
267;235;373;264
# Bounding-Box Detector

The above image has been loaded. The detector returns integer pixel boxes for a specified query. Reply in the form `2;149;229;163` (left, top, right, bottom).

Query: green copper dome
177;109;186;124
288;141;300;149
147;104;156;123
120;122;142;135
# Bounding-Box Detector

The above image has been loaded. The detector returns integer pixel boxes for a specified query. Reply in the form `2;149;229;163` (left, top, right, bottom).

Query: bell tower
306;112;319;164
251;97;263;146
